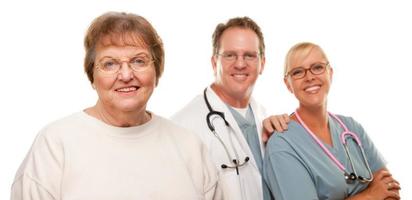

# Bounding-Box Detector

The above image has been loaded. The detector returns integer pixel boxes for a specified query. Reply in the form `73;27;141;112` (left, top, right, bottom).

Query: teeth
117;87;137;92
305;86;320;92
232;74;248;80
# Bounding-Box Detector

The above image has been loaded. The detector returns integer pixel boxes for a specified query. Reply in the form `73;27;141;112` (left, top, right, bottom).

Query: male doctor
172;17;285;200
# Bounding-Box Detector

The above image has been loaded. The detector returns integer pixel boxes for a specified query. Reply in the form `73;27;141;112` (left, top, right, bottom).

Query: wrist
346;192;371;200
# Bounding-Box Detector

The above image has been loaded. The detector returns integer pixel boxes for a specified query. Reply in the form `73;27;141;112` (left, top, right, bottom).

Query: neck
86;101;151;127
294;105;332;145
211;83;250;108
295;105;328;126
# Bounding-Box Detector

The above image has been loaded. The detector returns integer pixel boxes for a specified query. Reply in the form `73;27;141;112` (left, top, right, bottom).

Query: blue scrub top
263;115;385;200
228;106;273;200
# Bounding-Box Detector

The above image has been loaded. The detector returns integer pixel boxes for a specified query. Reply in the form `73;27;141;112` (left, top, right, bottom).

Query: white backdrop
1;0;410;199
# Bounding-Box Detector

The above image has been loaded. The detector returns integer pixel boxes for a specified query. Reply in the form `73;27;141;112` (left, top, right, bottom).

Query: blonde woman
263;42;400;199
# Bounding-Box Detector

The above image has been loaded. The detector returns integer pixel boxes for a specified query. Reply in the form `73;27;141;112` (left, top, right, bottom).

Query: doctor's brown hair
212;16;265;56
84;11;164;85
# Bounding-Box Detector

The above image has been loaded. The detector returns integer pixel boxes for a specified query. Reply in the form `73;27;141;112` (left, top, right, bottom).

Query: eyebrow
293;61;328;69
222;51;259;54
98;52;151;61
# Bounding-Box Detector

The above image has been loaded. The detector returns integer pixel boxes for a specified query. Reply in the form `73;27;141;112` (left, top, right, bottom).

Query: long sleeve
11;129;64;200
11;173;56;200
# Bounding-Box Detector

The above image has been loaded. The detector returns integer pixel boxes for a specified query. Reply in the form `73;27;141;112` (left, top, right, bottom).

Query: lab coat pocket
218;171;243;200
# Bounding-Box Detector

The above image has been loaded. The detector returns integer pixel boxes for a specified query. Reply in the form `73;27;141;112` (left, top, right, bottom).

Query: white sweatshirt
11;112;218;200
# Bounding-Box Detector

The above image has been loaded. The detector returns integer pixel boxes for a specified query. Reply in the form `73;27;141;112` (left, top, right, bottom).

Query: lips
115;86;139;93
304;85;321;93
231;73;248;81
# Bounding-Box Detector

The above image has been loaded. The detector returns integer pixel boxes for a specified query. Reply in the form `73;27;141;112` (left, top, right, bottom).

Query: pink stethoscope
295;110;374;184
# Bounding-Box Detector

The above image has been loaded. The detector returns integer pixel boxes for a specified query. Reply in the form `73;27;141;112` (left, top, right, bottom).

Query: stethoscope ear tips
245;157;250;162
221;164;228;169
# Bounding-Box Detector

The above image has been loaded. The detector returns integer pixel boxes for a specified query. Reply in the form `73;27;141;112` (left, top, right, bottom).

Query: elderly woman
263;42;401;199
11;12;217;200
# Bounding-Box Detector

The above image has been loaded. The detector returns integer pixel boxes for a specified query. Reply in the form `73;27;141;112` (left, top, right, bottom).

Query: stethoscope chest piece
295;110;374;184
344;172;357;184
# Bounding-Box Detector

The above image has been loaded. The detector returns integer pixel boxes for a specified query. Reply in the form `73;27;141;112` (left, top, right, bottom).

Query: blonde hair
284;42;328;77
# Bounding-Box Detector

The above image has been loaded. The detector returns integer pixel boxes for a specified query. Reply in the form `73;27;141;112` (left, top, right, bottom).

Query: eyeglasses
217;51;261;64
286;62;329;80
95;53;153;74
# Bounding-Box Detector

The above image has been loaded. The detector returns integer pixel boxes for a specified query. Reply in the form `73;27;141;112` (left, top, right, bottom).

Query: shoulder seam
12;172;58;200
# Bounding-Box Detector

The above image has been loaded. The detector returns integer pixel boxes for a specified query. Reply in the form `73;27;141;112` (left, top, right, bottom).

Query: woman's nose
117;62;134;81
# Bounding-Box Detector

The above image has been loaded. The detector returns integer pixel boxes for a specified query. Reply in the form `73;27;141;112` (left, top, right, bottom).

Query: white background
1;0;410;199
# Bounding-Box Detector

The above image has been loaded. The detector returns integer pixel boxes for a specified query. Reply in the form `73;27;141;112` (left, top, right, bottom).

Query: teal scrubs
228;106;273;200
263;115;385;200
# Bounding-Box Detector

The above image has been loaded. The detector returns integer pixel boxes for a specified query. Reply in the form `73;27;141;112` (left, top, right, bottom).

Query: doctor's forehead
219;28;260;51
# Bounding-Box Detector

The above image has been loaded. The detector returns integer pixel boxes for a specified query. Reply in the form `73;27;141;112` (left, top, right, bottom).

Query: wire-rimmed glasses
95;53;154;74
217;51;261;65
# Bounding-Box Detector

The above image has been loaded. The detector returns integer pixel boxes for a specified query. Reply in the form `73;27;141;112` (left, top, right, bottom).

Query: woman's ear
284;77;294;94
329;67;334;82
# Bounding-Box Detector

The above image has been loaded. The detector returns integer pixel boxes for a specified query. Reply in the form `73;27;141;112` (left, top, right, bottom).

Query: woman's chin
113;101;146;113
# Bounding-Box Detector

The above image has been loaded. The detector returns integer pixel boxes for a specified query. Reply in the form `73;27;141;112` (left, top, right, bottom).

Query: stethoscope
295;110;374;184
203;88;250;175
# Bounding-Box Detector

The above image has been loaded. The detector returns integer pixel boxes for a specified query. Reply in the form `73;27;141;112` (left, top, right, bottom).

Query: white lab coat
171;86;267;200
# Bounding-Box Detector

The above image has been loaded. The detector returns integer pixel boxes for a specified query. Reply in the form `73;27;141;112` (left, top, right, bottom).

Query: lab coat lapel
249;97;267;157
206;87;260;172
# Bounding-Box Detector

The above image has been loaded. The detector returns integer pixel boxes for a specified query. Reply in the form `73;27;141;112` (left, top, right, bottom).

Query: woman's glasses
95;53;153;74
286;62;329;80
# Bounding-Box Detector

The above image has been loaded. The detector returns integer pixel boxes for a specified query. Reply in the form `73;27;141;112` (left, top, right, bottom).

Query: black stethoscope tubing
203;88;249;175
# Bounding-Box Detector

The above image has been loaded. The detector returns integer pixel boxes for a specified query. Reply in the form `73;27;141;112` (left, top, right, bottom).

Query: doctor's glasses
217;51;261;65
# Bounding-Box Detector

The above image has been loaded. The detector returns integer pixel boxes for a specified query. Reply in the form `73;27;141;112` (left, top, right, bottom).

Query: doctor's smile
231;73;249;80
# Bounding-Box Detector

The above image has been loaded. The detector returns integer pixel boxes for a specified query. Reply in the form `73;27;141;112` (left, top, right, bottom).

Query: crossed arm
345;168;401;200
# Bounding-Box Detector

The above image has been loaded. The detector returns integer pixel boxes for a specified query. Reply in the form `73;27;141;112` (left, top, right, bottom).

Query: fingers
280;114;290;131
262;114;290;133
262;129;269;144
383;175;401;199
263;118;275;133
386;180;401;191
282;113;290;123
365;168;401;200
262;113;291;144
379;170;401;191
374;169;392;180
270;117;284;132
385;190;401;200
385;196;400;200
